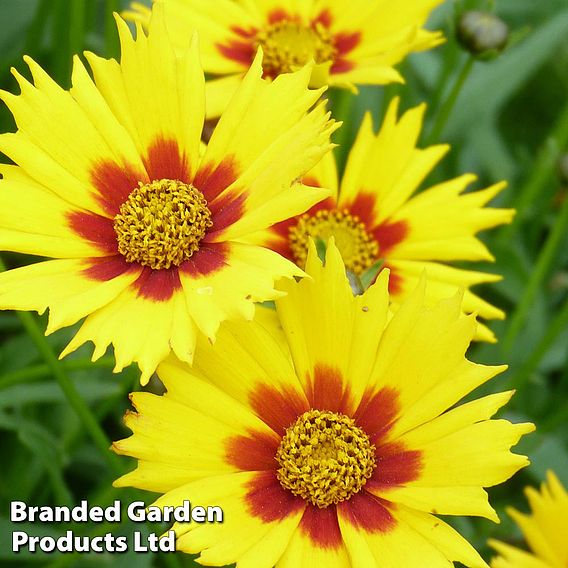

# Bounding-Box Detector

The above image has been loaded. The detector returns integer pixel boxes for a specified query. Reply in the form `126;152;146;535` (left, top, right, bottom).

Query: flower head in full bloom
247;98;514;342
124;0;445;117
489;472;568;568
0;8;337;383
113;240;534;567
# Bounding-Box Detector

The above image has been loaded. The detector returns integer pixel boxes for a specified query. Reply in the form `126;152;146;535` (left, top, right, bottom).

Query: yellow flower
124;0;445;117
0;7;337;383
247;98;514;342
113;240;534;567
489;472;568;568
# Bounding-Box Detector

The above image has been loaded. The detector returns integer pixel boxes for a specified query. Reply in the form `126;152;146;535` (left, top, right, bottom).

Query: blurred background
0;0;567;566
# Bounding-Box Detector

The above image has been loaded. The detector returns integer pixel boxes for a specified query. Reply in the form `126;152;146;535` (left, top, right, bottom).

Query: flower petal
113;388;273;493
277;240;389;410
389;178;513;262
60;278;194;384
0;258;139;334
179;241;303;339
338;497;488;568
489;540;552;568
89;9;204;182
0;166;106;258
386;259;506;341
367;278;507;437
152;472;304;566
338;101;449;224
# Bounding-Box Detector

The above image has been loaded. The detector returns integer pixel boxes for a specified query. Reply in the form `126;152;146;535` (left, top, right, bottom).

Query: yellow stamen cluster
114;179;212;270
256;21;336;76
289;209;379;274
276;409;376;508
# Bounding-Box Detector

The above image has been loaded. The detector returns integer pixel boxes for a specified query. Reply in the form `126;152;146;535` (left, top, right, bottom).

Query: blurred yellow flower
489;472;568;568
248;98;514;342
0;7;337;383
124;0;445;117
114;240;534;567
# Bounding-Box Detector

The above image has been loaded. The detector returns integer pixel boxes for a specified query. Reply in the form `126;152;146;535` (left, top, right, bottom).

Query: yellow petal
0;258;139;334
60;283;195;384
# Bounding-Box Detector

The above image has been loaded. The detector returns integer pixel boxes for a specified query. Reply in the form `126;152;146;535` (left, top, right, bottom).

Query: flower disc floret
114;179;213;270
289;209;379;274
276;409;376;508
256;21;336;76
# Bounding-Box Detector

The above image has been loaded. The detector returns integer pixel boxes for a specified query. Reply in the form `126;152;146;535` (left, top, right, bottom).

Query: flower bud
457;11;509;60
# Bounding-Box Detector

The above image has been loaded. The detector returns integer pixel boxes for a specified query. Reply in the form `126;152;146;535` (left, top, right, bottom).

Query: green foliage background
0;0;567;566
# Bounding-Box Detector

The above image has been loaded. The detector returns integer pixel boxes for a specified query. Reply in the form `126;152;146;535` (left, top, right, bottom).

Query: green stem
426;56;475;144
502;196;568;353
16;311;123;473
0;258;122;474
507;295;568;390
0;357;116;389
426;48;460;132
498;100;568;242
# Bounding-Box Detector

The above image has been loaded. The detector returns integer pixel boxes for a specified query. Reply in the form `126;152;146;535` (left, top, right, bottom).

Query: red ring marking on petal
343;193;378;228
262;235;294;261
334;31;361;57
368;443;423;490
245;471;305;523
233;26;257;39
67;211;118;254
82;255;136;282
343;193;409;255
372;220;409;256
225;429;280;471
338;490;396;533
144;137;191;183
193;157;239;203
299;504;343;549
179;243;229;278
249;383;309;436
383;264;403;295
312;9;333;29
331;58;355;74
307;363;350;414
330;31;361;74
267;9;295;25
354;386;400;443
90;160;146;217
216;27;256;67
133;267;182;302
205;192;247;238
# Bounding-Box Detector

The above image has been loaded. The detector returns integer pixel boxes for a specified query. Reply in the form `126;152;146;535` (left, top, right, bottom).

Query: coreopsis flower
247;98;514;342
489;472;568;568
113;240;534;567
0;8;337;383
124;0;445;117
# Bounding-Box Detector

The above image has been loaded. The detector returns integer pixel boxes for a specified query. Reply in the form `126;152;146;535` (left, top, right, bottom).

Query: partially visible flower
247;98;514;342
124;0;445;117
113;240;534;567
489;472;568;568
0;7;337;383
